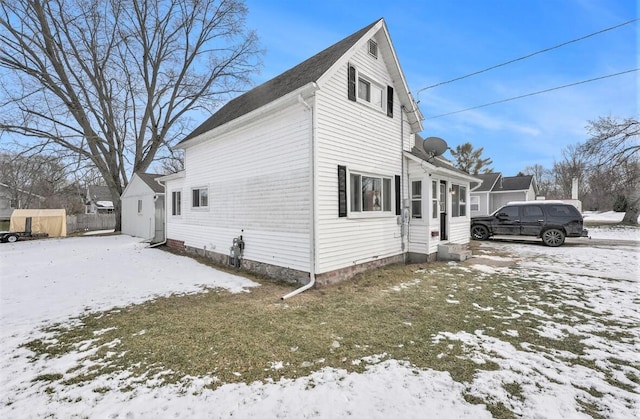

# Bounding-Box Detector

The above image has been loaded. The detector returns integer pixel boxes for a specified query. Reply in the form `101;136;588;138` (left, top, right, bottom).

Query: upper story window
192;187;208;208
368;39;378;58
137;199;142;214
348;63;393;117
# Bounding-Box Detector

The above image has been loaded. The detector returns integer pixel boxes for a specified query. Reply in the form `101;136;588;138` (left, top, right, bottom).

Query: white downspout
149;178;167;248
282;92;317;299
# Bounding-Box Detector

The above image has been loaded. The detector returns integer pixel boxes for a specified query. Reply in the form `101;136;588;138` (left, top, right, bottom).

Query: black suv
471;201;588;247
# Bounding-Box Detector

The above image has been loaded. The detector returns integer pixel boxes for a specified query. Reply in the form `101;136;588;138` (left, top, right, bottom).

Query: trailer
1;215;51;243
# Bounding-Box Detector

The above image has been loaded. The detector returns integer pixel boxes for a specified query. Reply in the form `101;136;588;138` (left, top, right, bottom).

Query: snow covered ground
0;223;638;418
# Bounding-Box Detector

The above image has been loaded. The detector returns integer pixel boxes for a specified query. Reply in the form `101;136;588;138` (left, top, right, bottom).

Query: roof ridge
179;18;382;144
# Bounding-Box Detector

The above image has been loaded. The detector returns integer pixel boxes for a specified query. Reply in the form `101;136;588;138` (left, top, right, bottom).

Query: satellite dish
422;136;448;158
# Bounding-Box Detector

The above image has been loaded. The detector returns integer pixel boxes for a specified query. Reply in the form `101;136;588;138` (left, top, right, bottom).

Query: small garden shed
120;173;165;242
10;208;67;237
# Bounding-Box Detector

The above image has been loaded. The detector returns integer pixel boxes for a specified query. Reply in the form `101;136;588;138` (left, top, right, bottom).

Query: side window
192;187;208;208
498;206;519;219
431;180;438;219
349;172;393;214
137;199;142;214
172;191;181;216
411;181;422;219
470;196;480;212
549;205;573;217
522;206;544;221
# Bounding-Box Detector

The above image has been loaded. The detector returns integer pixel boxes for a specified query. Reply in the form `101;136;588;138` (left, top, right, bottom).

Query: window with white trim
347;64;393;117
172;191;181;216
451;184;467;217
350;173;392;213
432;180;438;219
192;187;208;208
137;199;142;214
358;76;383;109
470;195;479;212
411;181;422;218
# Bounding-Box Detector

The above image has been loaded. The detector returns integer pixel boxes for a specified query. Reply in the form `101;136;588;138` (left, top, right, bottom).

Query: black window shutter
338;166;347;217
395;175;401;215
387;86;394;117
348;65;356;101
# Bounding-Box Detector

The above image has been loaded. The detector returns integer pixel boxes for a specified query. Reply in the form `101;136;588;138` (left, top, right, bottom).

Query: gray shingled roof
494;175;534;192
179;19;381;144
136;173;165;193
87;185;113;202
472;173;501;192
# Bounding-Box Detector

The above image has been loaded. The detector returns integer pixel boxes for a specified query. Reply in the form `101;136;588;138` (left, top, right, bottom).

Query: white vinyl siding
165;104;312;272
314;34;408;274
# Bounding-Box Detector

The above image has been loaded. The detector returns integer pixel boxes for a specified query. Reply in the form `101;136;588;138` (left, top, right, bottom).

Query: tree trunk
622;187;640;225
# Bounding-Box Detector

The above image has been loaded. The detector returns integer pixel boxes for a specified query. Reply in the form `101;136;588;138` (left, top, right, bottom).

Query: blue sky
242;0;637;175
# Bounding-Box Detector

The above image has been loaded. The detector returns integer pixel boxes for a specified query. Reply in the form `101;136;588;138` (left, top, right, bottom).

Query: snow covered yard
0;230;638;418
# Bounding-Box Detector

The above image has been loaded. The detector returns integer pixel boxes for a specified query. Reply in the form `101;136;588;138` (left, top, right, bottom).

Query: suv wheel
471;225;489;240
542;229;565;247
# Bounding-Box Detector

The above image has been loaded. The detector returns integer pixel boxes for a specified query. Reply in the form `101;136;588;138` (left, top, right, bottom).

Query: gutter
281;92;317;300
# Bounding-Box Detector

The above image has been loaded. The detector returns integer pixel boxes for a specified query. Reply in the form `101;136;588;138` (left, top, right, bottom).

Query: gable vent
368;39;378;58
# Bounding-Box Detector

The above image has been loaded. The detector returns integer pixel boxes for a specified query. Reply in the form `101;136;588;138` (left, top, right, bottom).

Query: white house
161;18;478;287
85;185;114;214
121;173;165;242
470;173;538;216
0;182;44;221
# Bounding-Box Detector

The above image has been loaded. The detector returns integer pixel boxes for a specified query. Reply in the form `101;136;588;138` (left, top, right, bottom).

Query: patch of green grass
22;245;639;416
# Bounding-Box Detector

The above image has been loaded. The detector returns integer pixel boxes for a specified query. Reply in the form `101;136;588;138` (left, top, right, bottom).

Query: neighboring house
121;173;165;242
470;173;538;216
85;185;115;214
0;182;45;221
160;18;478;286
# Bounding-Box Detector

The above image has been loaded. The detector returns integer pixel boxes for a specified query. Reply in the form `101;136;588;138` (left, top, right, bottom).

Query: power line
415;18;638;95
423;69;638;120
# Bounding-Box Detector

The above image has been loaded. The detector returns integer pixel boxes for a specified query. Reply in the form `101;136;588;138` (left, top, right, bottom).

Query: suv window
522;205;544;221
548;205;578;217
497;206;519;219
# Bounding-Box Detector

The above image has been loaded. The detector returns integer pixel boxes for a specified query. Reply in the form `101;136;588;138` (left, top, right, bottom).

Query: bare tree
551;144;588;200
0;151;64;208
580;116;640;224
449;142;494;174
0;0;261;230
522;164;553;198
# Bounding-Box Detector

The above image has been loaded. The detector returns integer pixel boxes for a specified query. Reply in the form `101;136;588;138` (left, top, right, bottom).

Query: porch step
437;243;472;262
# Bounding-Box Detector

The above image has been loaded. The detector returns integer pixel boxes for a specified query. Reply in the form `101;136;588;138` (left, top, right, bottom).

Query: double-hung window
411;181;422;218
348;64;393;117
451;184;467;217
192;187;208;208
350;173;391;213
470;195;479;212
432;181;438;219
172;191;181;216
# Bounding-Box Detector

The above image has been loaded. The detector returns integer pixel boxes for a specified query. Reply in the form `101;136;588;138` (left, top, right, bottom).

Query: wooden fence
67;214;116;233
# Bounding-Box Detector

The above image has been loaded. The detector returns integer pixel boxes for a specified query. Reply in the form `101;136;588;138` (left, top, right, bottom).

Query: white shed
120;173;165;242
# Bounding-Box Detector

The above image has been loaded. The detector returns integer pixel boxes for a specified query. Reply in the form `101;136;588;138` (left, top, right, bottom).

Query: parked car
470;201;588;247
